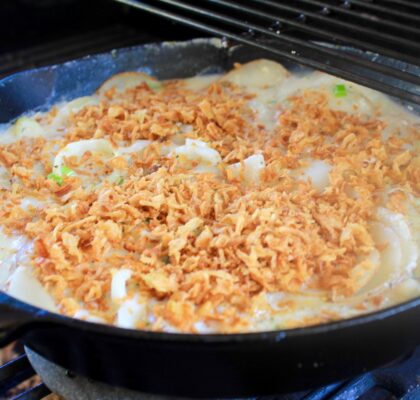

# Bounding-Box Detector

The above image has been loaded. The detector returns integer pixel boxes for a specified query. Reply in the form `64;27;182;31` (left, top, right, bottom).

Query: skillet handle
0;295;38;348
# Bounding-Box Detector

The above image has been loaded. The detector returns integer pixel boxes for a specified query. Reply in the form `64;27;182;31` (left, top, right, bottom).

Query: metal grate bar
378;0;420;11
324;373;377;400
207;0;420;66
295;0;420;35
115;0;420;105
301;380;347;399
12;383;51;400
157;0;420;86
244;0;420;51
402;387;420;400
347;0;420;22
0;354;36;396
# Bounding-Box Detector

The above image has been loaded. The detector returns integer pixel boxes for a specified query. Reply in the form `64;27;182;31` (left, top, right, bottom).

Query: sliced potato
7;266;57;311
293;160;332;192
97;71;160;97
0;231;25;287
407;197;420;277
0;231;28;268
173;139;222;174
11;116;44;138
111;268;132;301
227;154;265;185
62;96;99;114
19;197;44;210
377;207;418;273
0;165;11;190
73;309;106;324
359;207;418;296
118;140;152;155
53;139;117;176
248;95;279;130
116;295;147;328
387;279;420;304
218;60;286;130
220;59;289;89
183;74;220;91
362;224;401;294
54;96;100;126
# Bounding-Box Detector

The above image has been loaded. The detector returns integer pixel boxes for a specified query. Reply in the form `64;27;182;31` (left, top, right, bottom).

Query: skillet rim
0;37;419;344
1;290;419;343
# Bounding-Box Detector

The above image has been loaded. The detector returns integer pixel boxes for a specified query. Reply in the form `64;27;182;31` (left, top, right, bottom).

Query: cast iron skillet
0;38;419;398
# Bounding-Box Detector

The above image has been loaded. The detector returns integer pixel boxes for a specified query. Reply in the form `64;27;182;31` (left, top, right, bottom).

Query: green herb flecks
48;165;75;185
333;84;347;98
47;173;63;186
60;165;76;177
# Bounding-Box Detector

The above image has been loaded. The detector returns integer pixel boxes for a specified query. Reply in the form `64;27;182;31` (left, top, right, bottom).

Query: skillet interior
0;38;419;398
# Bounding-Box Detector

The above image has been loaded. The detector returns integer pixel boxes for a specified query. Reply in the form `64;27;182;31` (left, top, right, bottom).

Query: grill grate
11;383;50;400
0;353;50;399
113;0;420;105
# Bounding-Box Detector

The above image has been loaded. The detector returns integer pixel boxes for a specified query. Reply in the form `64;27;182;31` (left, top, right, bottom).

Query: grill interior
114;0;420;105
0;0;199;79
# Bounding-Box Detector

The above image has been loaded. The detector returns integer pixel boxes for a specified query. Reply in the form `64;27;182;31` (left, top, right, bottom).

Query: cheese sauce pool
0;59;418;333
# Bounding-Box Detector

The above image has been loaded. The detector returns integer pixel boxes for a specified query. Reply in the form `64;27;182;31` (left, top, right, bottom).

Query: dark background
0;0;200;78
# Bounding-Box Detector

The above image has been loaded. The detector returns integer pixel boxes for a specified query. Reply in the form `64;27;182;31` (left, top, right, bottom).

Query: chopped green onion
48;166;75;185
60;165;76;177
161;255;170;264
333;84;347;98
147;81;162;91
47;173;63;186
117;177;124;185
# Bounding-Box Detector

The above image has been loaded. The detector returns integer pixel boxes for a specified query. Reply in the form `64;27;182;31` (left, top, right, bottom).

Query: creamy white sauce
0;59;418;333
183;74;220;91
